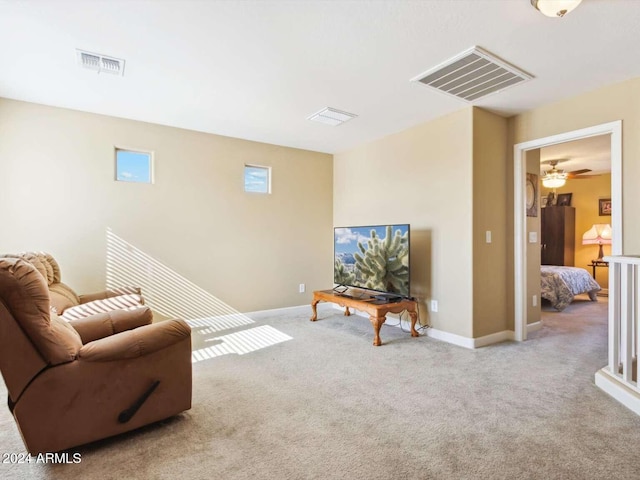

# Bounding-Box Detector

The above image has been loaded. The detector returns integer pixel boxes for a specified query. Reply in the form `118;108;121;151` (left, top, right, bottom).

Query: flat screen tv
334;224;410;298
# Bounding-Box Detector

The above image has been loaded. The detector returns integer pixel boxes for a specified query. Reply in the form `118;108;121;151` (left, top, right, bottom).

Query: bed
540;265;601;311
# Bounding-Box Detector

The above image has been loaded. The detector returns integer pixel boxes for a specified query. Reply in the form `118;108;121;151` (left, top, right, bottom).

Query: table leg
369;315;385;346
344;307;351;316
310;300;319;321
408;310;419;337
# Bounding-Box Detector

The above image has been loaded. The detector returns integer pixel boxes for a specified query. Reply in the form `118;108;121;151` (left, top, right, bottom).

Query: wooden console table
310;289;419;346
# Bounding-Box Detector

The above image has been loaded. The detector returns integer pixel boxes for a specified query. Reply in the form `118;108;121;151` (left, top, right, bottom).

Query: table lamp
582;224;612;262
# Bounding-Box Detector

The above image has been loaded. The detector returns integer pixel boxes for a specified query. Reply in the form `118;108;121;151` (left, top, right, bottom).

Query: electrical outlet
299;283;305;293
430;300;438;312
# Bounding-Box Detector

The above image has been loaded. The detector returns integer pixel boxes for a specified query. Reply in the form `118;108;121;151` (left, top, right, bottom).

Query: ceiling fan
541;159;598;187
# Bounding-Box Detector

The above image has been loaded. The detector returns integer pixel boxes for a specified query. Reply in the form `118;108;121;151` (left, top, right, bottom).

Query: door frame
513;121;622;341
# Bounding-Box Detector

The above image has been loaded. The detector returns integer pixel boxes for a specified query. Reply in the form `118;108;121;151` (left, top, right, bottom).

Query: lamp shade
582;224;613;245
531;0;582;18
582;224;612;261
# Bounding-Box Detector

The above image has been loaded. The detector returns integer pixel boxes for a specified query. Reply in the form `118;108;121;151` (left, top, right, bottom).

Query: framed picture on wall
557;193;572;206
526;173;538;217
599;198;612;216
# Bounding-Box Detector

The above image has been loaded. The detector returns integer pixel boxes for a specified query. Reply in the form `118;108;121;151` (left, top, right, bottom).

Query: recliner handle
118;380;160;424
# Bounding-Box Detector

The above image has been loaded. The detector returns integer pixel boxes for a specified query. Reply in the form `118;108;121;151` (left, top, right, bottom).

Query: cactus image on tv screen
334;224;410;297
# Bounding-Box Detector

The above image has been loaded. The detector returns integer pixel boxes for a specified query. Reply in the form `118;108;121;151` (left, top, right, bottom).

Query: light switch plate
529;231;538;243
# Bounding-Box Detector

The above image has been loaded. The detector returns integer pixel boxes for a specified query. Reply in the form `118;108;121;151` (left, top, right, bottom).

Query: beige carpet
2;297;640;480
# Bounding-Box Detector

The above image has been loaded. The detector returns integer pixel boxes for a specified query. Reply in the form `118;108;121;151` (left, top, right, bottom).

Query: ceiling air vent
411;46;532;102
307;107;357;126
76;49;125;76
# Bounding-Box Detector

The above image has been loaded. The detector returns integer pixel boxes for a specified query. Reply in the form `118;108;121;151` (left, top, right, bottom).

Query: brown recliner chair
1;252;144;321
0;257;192;454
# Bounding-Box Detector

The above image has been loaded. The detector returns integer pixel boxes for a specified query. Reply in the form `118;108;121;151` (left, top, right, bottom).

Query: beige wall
542;174;612;288
526;150;541;326
0;98;333;314
472;108;509;337
5;75;636;338
511;76;640;255
333;107;513;340
334;108;474;338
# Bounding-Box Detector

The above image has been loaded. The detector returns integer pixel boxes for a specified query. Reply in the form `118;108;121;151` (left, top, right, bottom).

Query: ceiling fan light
531;0;582;17
542;177;566;188
541;159;568;188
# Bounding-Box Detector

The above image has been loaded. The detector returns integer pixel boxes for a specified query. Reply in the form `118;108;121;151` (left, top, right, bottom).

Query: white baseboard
419;323;531;347
325;304;520;349
330;305;416;328
527;321;542;333
595;368;640;416
473;330;515;348
254;302;544;350
247;302;332;318
421;328;513;349
425;328;475;349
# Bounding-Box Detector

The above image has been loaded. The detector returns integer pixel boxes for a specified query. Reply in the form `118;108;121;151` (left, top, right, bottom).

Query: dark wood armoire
541;206;575;266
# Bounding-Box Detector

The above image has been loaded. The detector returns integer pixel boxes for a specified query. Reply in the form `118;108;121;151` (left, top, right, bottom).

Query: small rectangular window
115;148;153;183
244;164;271;194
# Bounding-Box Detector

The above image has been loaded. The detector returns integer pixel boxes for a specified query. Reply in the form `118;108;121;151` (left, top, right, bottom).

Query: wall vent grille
411;46;532;102
77;49;125;76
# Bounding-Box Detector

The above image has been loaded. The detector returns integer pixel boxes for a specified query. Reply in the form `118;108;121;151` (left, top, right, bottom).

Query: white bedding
540;265;601;311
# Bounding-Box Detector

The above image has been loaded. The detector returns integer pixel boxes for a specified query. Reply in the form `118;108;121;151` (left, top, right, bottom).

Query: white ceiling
540;134;611;175
1;0;639;155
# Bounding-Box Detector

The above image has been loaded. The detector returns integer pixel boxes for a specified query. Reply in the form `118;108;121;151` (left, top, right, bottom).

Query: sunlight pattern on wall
106;228;254;327
105;228;294;364
192;325;292;362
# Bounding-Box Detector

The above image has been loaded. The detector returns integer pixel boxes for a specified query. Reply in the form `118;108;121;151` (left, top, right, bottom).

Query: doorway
513;121;622;341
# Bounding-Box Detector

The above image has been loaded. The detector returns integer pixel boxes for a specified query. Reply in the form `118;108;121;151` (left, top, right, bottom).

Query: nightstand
588;260;609;279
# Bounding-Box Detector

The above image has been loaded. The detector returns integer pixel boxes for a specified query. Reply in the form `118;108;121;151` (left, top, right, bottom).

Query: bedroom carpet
2;297;640;480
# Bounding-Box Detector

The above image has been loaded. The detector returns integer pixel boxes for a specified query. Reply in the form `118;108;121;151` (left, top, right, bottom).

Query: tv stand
372;293;403;303
310;289;419;346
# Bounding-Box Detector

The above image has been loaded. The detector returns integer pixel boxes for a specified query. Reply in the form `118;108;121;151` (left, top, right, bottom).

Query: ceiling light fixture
531;0;582;18
541;160;568;188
